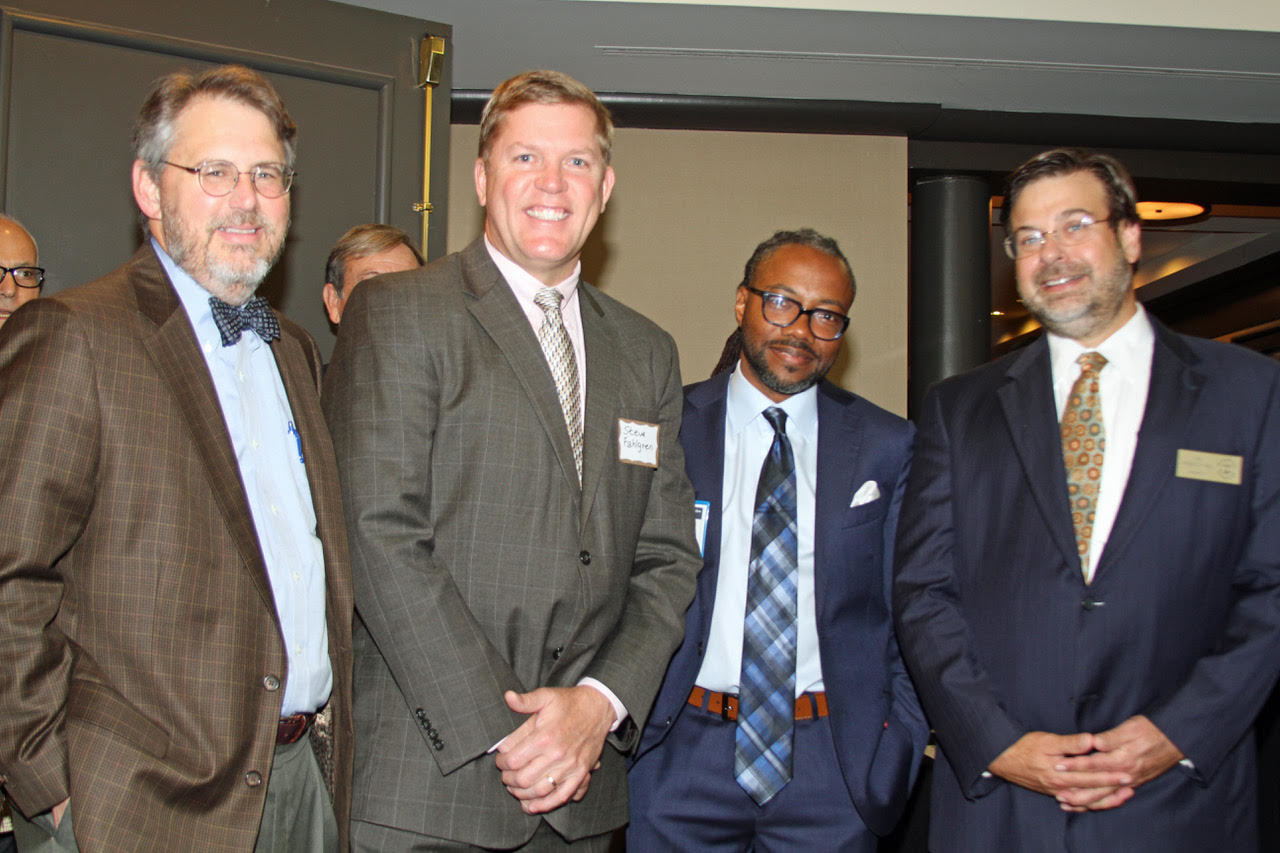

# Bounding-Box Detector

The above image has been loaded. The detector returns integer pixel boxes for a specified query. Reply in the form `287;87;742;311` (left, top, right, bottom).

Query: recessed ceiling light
1137;201;1207;221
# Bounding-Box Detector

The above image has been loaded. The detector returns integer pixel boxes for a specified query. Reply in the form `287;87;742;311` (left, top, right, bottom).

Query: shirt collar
1047;301;1153;380
725;363;819;442
484;235;581;304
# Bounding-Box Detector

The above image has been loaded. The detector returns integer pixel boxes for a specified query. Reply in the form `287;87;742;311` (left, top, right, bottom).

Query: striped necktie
534;288;583;482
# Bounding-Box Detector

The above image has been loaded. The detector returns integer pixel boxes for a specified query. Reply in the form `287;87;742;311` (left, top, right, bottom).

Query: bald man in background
0;217;42;329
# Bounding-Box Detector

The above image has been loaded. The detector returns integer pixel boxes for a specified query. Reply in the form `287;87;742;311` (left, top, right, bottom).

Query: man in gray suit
323;70;702;850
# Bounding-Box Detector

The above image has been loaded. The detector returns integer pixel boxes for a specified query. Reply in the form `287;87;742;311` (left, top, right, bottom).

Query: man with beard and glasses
894;148;1280;851
0;65;353;852
628;228;927;851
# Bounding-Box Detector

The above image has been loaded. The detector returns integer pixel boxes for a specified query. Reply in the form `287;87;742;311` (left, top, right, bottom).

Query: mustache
1034;262;1089;287
768;337;819;358
209;212;268;231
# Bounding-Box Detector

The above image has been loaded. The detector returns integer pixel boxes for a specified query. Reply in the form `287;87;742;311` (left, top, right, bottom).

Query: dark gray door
0;0;450;358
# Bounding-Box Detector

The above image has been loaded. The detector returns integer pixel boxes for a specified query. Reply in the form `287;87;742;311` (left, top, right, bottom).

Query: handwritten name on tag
618;418;660;468
1176;449;1242;485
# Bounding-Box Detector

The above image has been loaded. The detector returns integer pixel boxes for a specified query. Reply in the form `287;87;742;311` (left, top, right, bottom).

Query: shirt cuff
578;677;627;732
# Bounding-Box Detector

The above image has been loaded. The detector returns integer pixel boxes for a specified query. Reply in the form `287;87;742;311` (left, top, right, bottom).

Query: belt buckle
721;694;738;721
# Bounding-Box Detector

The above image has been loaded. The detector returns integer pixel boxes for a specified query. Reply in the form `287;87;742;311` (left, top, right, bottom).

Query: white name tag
618;418;660;468
1176;449;1242;485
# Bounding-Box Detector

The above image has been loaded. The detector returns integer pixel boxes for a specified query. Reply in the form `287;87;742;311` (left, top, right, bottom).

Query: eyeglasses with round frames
0;265;45;289
1003;213;1112;260
745;286;850;341
161;160;295;199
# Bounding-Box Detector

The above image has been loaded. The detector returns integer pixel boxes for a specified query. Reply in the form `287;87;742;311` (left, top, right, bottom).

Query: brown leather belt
687;686;828;722
276;712;315;745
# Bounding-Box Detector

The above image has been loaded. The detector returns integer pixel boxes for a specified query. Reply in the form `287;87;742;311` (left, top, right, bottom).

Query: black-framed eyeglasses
745;286;850;341
1003;213;1112;260
0;265;45;289
162;160;295;199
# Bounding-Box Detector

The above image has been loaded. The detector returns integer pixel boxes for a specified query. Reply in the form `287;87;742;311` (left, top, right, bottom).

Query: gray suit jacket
323;238;701;847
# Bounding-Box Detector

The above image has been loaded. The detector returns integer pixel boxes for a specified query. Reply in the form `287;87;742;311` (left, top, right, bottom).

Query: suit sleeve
0;302;100;815
893;385;1022;797
578;330;701;744
322;286;524;773
1145;365;1280;779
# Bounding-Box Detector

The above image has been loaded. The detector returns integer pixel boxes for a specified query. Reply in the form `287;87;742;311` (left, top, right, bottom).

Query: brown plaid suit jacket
0;245;354;851
322;238;701;848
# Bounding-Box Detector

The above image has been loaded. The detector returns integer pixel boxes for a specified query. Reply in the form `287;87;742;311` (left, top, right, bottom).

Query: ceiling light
1137;201;1207;221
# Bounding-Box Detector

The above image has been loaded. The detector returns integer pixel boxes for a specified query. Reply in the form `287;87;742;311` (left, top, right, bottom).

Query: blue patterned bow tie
209;295;280;347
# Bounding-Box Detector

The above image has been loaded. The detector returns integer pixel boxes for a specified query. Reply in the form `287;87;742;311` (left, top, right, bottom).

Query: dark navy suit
628;373;928;849
894;320;1280;852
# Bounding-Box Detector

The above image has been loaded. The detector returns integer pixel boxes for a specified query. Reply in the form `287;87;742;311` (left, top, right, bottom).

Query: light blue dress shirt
155;240;331;716
695;366;824;697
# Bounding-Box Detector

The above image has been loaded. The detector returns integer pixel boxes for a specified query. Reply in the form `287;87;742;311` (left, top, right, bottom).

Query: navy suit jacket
894;320;1280;852
633;373;929;836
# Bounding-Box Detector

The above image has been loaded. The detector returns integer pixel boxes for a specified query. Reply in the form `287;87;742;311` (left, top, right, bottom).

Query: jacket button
245;771;263;787
263;675;280;691
579;550;591;565
1081;597;1104;611
552;646;564;660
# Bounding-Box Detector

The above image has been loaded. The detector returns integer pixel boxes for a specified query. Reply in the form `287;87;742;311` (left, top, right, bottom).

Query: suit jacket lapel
814;382;861;610
996;337;1081;575
578;285;619;524
460;241;582;496
1094;322;1203;577
683;375;729;581
132;246;275;612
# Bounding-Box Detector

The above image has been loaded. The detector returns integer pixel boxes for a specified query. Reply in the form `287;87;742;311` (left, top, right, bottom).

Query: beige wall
448;125;908;416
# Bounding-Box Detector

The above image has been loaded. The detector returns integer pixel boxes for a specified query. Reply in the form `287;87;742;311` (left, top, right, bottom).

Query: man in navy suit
894;149;1280;851
628;228;928;851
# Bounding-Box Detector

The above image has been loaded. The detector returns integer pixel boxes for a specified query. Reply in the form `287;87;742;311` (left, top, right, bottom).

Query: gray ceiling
336;0;1279;128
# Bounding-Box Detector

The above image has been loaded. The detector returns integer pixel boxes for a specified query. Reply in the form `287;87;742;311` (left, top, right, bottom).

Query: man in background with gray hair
322;223;424;326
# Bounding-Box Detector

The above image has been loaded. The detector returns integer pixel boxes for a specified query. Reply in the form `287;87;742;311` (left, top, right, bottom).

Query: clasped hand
988;715;1184;812
493;686;614;814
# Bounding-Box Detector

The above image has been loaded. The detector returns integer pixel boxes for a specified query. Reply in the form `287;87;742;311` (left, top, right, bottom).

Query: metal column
909;174;992;418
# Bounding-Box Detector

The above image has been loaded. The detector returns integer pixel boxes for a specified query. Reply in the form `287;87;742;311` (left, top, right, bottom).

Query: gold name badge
1176;449;1243;485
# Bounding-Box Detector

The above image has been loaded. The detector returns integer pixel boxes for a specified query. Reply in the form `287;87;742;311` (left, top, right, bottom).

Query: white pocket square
850;480;881;508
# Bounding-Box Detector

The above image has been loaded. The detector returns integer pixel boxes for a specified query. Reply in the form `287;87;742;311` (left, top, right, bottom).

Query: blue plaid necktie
209;295;281;347
735;406;798;806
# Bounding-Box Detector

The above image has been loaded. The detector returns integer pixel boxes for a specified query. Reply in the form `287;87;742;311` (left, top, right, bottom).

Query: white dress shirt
156;240;331;716
695;366;825;697
484;237;587;415
1048;304;1155;584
